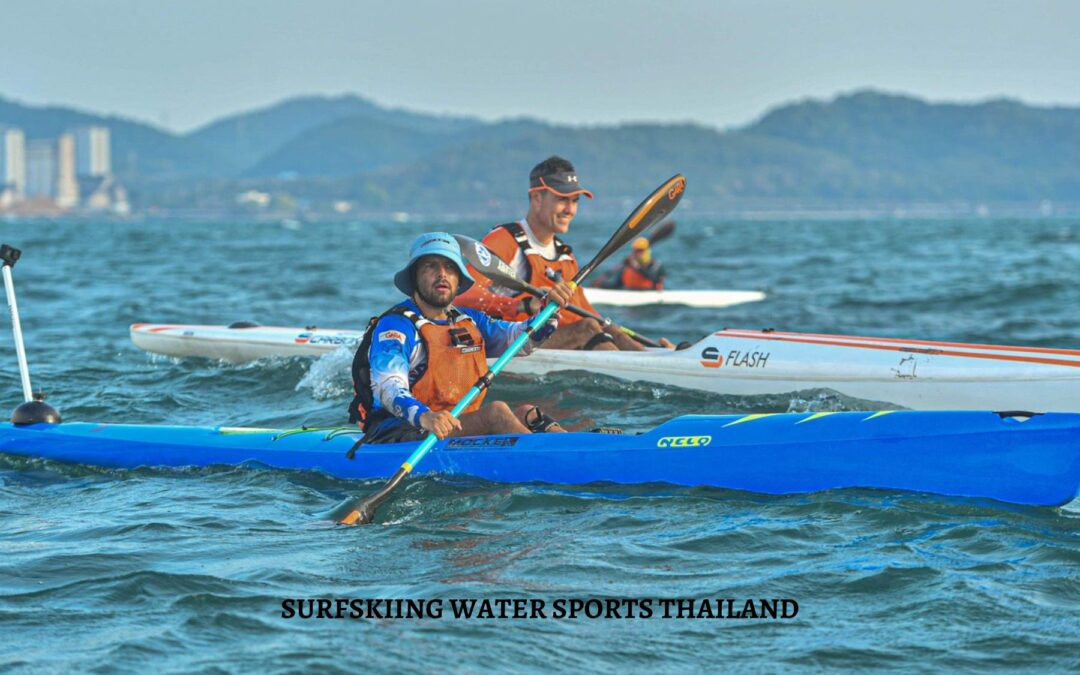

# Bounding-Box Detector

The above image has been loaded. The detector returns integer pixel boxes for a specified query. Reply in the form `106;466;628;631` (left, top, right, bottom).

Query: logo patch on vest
474;242;491;267
378;330;406;343
449;327;477;347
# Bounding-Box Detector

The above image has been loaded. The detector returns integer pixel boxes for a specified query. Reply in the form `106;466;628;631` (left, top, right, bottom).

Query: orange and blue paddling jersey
349;299;536;431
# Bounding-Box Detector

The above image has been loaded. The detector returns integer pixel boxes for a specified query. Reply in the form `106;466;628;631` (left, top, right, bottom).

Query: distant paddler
348;232;572;442
594;229;669;291
456;156;674;350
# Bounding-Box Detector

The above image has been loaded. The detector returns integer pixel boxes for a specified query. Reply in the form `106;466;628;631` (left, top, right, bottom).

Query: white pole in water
2;247;34;403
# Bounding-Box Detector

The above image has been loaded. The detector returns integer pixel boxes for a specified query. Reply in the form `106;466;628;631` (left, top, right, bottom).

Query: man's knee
486;400;518;423
581;332;614;350
569;320;616;350
488;400;512;415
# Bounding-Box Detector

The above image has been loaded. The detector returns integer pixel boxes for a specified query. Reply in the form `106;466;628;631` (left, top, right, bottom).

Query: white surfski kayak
130;322;363;361
584;288;766;308
130;323;1080;411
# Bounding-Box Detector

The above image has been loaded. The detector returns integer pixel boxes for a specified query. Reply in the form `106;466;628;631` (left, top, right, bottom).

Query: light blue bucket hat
394;232;476;297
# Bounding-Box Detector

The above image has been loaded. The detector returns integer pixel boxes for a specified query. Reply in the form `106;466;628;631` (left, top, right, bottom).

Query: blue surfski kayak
1;411;1079;507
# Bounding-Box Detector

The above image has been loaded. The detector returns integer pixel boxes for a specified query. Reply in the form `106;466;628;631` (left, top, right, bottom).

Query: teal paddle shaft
401;298;561;472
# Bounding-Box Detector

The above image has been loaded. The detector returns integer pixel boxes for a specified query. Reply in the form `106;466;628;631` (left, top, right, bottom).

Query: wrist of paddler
419;409;460;439
518;296;537;316
544;281;575;309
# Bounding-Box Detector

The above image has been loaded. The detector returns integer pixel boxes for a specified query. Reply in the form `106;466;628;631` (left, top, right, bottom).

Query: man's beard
417;284;453;309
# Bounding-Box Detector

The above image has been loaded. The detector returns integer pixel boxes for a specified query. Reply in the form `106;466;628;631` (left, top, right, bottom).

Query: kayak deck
2;411;1079;506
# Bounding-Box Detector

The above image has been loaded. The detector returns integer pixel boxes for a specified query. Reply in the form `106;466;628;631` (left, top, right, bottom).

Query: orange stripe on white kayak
715;331;1080;369
718;329;1080;357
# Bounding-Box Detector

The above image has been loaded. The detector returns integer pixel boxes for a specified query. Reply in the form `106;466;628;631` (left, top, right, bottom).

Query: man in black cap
457;156;664;350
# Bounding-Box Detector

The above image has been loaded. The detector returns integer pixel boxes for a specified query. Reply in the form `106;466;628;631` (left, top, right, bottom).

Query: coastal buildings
0;125;127;214
56;133;79;209
25;139;56;200
0;127;26;207
75;126;110;177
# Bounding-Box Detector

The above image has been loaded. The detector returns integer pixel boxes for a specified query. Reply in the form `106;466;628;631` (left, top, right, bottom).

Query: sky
4;0;1079;133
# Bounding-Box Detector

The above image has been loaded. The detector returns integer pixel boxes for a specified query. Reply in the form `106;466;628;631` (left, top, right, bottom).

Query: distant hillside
245;114;451;178
745;91;1080;200
3;89;1079;212
338;122;839;210
226;90;1080;207
188;94;480;176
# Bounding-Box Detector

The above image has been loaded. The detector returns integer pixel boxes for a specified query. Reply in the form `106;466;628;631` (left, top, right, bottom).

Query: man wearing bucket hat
349;232;575;444
456;156;660;351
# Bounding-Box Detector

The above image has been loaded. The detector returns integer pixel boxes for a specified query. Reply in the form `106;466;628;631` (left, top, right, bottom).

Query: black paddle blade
329;466;410;525
575;174;686;282
646;219;676;245
453;235;533;294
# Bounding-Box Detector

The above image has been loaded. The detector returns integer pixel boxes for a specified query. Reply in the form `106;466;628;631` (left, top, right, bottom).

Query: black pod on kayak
12;391;61;425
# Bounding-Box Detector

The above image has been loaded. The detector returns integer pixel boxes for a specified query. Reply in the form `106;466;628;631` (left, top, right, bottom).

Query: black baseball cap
528;156;594;198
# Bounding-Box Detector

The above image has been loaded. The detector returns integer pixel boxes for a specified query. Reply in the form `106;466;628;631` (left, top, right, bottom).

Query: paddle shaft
519;282;664;349
453;235;665;349
1;245;33;402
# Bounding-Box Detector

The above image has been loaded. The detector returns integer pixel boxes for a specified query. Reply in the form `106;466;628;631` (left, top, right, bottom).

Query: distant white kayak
130;322;362;361
585;288;766;308
130;322;1080;411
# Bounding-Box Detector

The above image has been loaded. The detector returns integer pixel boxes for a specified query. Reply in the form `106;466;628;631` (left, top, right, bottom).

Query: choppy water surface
1;217;1078;671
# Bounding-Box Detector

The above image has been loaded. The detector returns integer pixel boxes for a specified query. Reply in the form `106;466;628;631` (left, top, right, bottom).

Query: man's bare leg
603;325;647;351
539;319;617;350
456;401;530;436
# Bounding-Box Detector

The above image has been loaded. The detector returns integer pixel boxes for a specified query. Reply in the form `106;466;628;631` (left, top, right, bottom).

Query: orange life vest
489;222;590;324
349;306;488;430
619;261;665;290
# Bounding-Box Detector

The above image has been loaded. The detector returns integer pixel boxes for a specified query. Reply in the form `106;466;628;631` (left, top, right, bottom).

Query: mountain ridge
3;89;1077;212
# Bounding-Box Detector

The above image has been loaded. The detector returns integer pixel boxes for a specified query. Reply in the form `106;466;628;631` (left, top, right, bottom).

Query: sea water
0;217;1077;671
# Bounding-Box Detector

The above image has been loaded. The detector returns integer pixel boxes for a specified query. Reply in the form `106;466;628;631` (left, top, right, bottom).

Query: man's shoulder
456;305;492;324
482;223;518;243
481;225;521;260
371;303;418;344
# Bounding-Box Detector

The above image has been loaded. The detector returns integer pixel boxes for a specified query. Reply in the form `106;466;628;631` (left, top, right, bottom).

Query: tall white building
25;139;55;199
75;126;110;177
56;133;79;208
0;127;25;202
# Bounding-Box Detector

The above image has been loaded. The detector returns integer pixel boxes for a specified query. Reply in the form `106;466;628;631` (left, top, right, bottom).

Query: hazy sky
5;0;1079;133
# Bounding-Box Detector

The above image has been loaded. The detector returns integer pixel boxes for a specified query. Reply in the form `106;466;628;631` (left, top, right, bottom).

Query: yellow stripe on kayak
218;427;279;435
723;413;777;428
862;411;896;421
797;412;837;424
